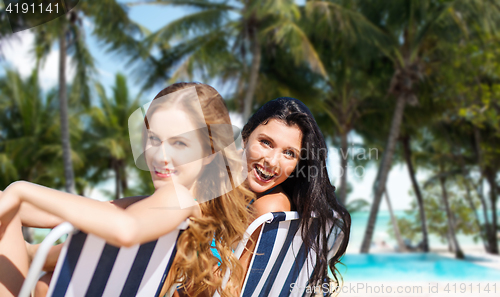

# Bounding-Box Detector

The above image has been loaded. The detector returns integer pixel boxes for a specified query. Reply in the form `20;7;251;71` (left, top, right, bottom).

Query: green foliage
389;186;480;244
0;69;68;188
2;1;500;250
345;198;370;213
84;73;142;199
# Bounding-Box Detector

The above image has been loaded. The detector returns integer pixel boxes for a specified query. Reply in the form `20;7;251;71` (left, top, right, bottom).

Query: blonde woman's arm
0;181;197;246
17;193;148;229
1;190;62;229
19;202;65;229
1;190;62;228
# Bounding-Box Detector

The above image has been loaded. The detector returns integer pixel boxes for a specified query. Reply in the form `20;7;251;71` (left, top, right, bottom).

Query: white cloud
1;30;36;77
229;111;244;130
1;29;75;90
97;67;113;78
82;17;94;32
38;47;75;89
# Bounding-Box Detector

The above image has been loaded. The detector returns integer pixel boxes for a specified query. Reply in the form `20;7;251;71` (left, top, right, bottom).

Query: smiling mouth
155;167;177;178
254;164;276;182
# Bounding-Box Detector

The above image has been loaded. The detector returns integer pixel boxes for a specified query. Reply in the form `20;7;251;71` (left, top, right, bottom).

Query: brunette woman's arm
0;181;197;247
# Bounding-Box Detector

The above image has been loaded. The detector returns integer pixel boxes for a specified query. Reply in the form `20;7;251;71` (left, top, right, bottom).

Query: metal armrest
18;222;76;297
233;212;300;258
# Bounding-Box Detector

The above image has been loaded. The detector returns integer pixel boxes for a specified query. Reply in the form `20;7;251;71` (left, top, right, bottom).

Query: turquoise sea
347;210;499;252
339;253;500;281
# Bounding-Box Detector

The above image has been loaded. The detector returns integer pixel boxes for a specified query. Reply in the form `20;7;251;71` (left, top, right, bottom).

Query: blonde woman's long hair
154;82;254;296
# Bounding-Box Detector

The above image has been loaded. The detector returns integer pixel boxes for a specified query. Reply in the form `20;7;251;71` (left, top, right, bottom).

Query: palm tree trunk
458;161;488;251
485;168;499;254
236;75;247;114
473;126;497;254
59;24;76;194
439;175;464;259
114;160;121;200
475;176;495;252
121;173;128;195
446;229;455;252
402;135;429;252
242;24;261;123
384;190;407;252
360;94;407;253
339;131;348;205
120;161;128;195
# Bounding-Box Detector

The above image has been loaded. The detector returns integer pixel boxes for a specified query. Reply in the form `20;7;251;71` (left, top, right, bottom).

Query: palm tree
0;69;70;188
424;169;465;259
395;93;446;252
87;73;141;199
430;35;500;254
474;127;500;254
132;0;326;122
401;134;429;252
444;123;492;253
33;0;146;193
305;0;391;205
395;182;479;254
359;0;500;253
0;69;74;242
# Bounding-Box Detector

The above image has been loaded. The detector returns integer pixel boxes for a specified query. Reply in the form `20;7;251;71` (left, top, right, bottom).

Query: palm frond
137;30;233;90
143;8;229;51
68;23;96;109
127;0;236;10
263;19;326;76
82;0;149;58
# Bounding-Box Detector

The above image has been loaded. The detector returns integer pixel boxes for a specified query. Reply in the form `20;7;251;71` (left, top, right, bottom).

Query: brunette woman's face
144;107;208;191
244;119;302;194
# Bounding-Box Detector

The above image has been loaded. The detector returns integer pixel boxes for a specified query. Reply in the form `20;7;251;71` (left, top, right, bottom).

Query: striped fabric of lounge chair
215;211;342;297
19;221;188;297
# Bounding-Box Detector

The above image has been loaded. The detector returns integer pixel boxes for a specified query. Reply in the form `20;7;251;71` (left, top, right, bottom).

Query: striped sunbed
215;211;342;297
19;221;188;297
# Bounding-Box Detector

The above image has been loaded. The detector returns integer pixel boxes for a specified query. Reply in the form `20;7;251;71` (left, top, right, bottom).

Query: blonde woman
0;82;253;297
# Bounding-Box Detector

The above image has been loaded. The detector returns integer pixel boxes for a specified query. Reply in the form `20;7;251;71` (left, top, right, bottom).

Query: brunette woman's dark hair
242;97;351;289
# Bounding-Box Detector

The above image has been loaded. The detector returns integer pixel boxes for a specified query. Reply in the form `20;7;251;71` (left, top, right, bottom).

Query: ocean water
347;210;494;253
339;253;500;281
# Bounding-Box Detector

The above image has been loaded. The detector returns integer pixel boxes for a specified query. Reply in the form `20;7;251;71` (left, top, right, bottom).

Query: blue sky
0;1;422;210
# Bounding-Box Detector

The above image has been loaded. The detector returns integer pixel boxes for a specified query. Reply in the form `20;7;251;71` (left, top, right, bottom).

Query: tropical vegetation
0;0;499;257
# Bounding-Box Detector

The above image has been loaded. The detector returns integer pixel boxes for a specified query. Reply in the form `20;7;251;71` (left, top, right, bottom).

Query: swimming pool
337;253;500;282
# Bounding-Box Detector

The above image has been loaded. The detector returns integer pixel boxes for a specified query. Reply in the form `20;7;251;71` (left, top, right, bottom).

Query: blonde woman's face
244;119;302;194
144;107;208;191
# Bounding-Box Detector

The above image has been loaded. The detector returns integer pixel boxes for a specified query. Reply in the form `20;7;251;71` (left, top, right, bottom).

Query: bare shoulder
253;191;291;218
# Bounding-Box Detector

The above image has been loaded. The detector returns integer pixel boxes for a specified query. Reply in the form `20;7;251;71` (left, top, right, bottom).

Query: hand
0;186;21;239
